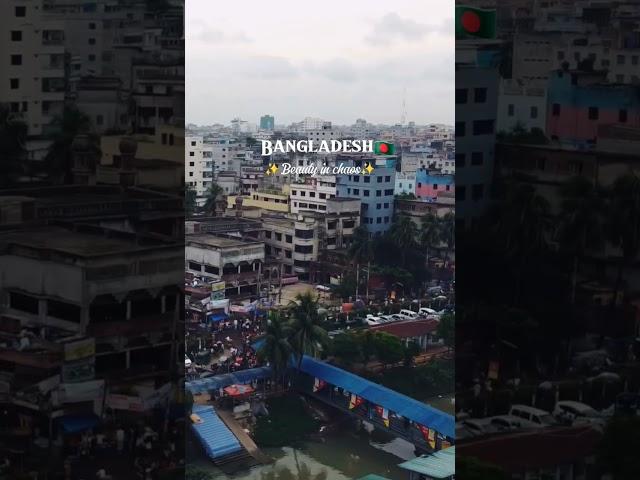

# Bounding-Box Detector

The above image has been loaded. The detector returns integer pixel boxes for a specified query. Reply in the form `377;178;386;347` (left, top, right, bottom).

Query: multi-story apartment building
289;176;337;214
185;235;265;297
497;79;548;133
306;122;341;143
456;41;500;224
335;154;397;236
260;198;360;279
0;0;66;161
395;172;416;196
260;115;274;131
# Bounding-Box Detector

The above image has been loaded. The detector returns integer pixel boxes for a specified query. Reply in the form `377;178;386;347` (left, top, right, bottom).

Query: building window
385;176;390;182
376;217;382;224
189;152;194;156
96;114;104;126
471;152;483;166
10;78;19;89
617;54;625;65
455;153;465;166
364;177;370;183
508;104;515;116
363;190;370;197
376;190;382;197
619;109;628;123
275;233;282;241
474;88;487;103
552;104;561;116
89;22;96;30
353;176;360;183
588;107;599;120
384;217;389;223
300;191;305;197
10;55;22;66
384;203;389;208
88;54;96;61
15;6;26;17
189;162;194;166
353;189;359;195
89;38;96;45
455;89;468;104
632;56;639;66
472;184;484;201
376;203;382;210
557;51;565;60
455;122;466;137
473;120;494;136
286;235;292;243
530;106;538;119
11;31;22;41
456;186;466;201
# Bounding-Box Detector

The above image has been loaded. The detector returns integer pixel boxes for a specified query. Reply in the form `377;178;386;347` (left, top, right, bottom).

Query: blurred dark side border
456;1;640;479
0;1;185;478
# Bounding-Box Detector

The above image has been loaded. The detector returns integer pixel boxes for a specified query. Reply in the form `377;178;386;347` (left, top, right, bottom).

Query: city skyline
186;0;454;126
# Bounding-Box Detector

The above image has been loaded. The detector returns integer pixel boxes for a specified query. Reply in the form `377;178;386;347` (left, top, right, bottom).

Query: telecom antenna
400;87;407;125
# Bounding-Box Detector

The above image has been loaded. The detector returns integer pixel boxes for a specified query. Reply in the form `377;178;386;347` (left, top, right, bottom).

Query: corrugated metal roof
190;405;242;459
185;366;272;394
398;447;456;478
296;355;454;438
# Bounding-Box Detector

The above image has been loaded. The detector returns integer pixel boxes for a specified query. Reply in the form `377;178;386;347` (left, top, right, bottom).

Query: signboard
106;394;145;412
62;357;95;383
60;380;104;403
211;281;225;292
64;338;95;362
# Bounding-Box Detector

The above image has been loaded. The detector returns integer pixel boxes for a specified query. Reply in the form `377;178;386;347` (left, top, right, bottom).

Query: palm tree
203;182;224;216
348;225;372;265
45;106;97;184
440;212;455;263
185;185;197;217
257;312;293;383
390;214;419;266
490;182;551;305
420;214;441;264
558;176;604;304
288;292;328;369
607;173;640;312
0;106;27;185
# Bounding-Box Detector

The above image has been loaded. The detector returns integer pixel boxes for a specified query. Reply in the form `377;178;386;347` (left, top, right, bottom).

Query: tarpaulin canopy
207;312;228;323
223;384;255;397
57;414;100;434
295;355;454;438
185;366;272;395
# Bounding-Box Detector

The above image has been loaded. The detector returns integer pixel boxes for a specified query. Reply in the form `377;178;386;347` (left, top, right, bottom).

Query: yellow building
227;186;290;214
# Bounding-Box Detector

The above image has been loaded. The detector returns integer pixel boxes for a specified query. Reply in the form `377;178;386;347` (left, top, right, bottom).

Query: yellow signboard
64;338;95;361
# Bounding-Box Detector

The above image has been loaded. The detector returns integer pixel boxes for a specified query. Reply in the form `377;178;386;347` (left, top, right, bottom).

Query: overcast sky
186;0;454;126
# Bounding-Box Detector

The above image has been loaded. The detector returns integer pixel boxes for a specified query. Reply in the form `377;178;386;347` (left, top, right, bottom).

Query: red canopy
223;384;255;397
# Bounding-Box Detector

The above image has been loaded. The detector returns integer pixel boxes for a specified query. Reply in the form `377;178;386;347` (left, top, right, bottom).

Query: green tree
203;182;224;216
607;173;640;312
456;456;508;480
420;213;442;263
185;185;197;217
0;106;27;185
45;106;97;184
373;332;404;368
288;292;329;369
440;212;455;263
558;176;604;304
390;214;419;266
597;415;640;479
331;333;362;366
403;341;421;366
437;313;455;352
258;312;293;381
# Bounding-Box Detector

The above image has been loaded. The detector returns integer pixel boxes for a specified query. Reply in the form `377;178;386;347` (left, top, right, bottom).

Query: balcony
0;347;62;369
87;312;174;338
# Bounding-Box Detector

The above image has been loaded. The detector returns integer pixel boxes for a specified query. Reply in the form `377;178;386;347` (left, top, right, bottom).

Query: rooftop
371;319;439;338
398;447;455;478
186;234;262;249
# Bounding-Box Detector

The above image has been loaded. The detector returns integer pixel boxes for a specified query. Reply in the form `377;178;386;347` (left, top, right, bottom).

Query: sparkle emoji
266;163;279;175
363;162;374;174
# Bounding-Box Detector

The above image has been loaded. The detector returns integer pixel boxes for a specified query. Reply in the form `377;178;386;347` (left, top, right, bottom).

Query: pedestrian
116;426;125;453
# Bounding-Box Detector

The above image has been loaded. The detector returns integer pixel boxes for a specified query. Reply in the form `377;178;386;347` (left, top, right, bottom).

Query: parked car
509;405;557;426
488;415;531;431
553;401;603;426
398;309;420;320
419;307;438;317
185;355;192;368
460;418;498;436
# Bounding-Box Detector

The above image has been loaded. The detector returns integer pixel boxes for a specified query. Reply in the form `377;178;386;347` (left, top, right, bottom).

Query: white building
289;176;337;214
0;0;65;161
185;136;213;203
395;172;416;196
497;79;548;133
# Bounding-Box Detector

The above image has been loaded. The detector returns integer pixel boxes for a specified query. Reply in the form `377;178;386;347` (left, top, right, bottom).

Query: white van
509;405;557;427
419;307;439;317
398;309;419;320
